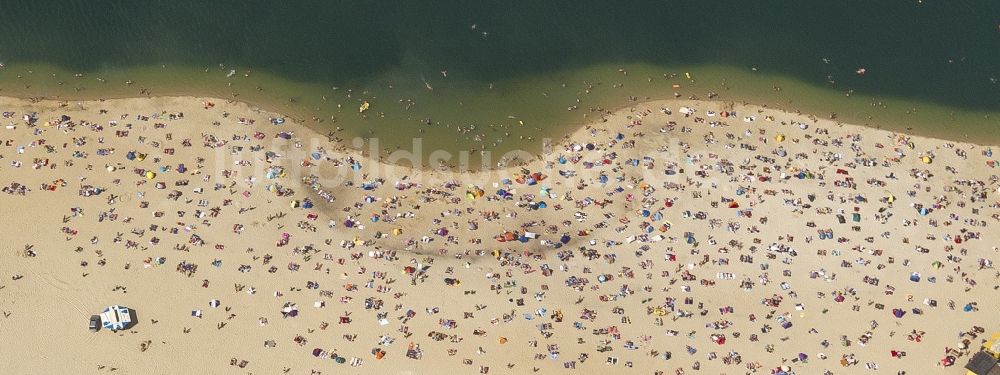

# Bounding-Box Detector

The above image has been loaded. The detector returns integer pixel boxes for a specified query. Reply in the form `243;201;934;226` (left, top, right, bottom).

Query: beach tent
100;305;132;331
964;351;1000;375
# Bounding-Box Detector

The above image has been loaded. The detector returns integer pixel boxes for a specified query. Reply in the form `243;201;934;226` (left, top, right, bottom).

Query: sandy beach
0;95;996;375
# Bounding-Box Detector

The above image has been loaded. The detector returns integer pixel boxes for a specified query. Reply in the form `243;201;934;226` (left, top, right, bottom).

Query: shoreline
3;93;997;174
3;60;999;162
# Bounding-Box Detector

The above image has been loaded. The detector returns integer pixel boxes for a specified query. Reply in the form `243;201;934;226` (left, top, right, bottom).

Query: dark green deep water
0;1;998;166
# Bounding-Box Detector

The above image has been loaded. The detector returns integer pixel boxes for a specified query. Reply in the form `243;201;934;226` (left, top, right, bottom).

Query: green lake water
1;1;998;167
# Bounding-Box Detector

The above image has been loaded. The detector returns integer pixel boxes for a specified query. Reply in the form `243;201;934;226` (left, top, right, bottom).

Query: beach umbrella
921;156;932;164
313;348;325;357
537;202;547;209
560;234;571;244
209;300;220;308
892;308;905;318
145;171;156;179
126;151;136;160
302;200;314;209
963;303;974;312
343;220;354;228
177;164;187;173
775;134;785;142
392;228;402;236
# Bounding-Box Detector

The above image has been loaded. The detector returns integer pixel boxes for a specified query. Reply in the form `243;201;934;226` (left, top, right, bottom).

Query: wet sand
0;95;996;374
